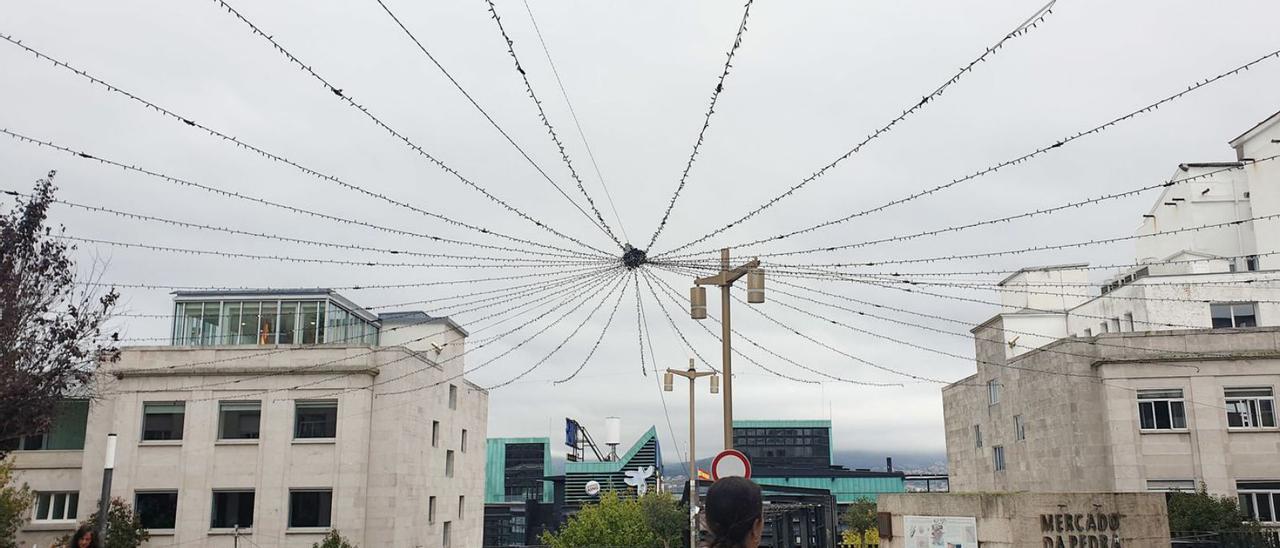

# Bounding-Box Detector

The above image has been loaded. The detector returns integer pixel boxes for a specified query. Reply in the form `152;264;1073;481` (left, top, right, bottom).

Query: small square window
142;402;185;441
428;496;436;524
135;491;179;530
211;490;255;529
432;421;440;447
448;385;458;410
446;450;455;478
33;492;78;522
288;490;332;528
294;400;337;439
218;401;261;440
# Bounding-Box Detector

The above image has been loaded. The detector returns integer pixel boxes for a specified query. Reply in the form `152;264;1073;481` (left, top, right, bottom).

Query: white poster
903;515;978;548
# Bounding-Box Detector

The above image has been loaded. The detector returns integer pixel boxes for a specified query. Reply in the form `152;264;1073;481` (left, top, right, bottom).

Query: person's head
704;476;764;548
70;524;100;548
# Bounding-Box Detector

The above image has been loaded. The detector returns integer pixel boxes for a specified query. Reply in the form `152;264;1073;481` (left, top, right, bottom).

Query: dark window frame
210;490;255;529
135;491;179;530
288;489;333;529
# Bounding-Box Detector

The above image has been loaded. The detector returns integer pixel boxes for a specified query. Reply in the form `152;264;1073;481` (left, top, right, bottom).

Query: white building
7;289;488;547
943;112;1280;523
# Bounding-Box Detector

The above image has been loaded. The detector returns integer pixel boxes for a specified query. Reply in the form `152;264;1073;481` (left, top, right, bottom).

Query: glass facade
172;297;374;346
733;426;831;470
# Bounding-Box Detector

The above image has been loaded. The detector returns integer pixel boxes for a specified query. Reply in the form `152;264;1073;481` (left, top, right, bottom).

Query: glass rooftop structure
170;289;380;346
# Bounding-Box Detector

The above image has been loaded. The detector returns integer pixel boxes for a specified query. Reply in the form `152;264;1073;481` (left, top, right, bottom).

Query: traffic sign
711;449;751;480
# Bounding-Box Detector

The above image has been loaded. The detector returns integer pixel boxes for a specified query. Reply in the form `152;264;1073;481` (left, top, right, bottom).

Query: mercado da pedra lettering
1041;512;1123;548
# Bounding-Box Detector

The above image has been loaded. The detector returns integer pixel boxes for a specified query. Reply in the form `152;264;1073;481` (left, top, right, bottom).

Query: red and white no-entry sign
711;449;751;480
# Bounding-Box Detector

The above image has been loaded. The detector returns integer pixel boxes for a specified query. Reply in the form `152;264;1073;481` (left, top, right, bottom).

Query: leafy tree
0;171;118;451
0;461;34;548
58;497;149;548
541;491;687;548
312;529;357;548
1167;483;1258;533
841;498;878;547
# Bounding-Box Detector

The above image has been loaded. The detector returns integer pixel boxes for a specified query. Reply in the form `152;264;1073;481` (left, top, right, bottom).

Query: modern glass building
484;438;554;548
732;420;905;505
169;289;380;346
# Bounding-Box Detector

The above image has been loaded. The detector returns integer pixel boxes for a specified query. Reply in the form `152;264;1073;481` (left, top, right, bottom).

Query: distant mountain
551;450;948;475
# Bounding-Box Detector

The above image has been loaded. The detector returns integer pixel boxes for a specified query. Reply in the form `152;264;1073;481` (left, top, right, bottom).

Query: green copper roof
485;437;552;504
565;426;658;474
753;475;904;503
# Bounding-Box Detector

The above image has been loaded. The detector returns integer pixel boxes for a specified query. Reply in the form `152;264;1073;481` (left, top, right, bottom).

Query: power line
660;45;1280;258
520;0;629;243
654;0;1058;257
0;35;601;259
482;0;623;248
206;2;614;256
372;0;619;248
646;0;757;252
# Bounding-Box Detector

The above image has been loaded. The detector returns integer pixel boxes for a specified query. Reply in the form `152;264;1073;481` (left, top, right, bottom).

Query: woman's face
77;532;93;548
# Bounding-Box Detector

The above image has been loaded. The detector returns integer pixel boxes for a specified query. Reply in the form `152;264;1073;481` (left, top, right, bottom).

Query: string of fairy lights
5;1;1280;451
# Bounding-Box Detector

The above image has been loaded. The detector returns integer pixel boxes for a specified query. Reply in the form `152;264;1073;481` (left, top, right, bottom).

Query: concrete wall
10;343;488;548
1234;115;1280;270
877;492;1169;548
1137;167;1253;265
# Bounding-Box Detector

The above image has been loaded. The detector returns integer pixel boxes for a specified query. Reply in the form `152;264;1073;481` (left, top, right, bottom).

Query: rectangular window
458;495;465;519
1225;387;1276;428
987;380;1000;405
294;400;338;439
432;421;440;447
974;425;983;448
33;492;78;522
443;521;452;548
1211;302;1259;328
449;385;458;410
142;402;185;441
1110;318;1122;333
238;301;260;345
258;301;279;344
1247;255;1261;271
1014;415;1026;441
993;446;1006;471
1238;481;1280;524
135;491;179;530
446;450;455;478
301;301;321;344
1137;389;1187;430
428;496;436;524
1100;322;1110;333
218;401;261;440
211;490;255;529
278;301;299;345
1084;328;1092;337
1124;313;1135;332
288;490;332;528
460;429;467;453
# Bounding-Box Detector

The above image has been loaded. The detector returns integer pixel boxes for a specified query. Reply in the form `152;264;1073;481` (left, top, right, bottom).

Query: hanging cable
646;0;756;251
634;272;690;469
553;273;631;383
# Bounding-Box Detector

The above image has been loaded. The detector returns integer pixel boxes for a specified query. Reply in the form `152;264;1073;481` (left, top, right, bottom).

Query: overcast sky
3;0;1280;466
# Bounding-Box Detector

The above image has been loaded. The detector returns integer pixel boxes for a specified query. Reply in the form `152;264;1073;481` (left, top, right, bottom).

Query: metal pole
720;248;733;451
97;433;117;542
688;360;698;548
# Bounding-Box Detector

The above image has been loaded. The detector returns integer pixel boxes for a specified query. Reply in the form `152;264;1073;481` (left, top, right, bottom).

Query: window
432;421;440;447
218;401;261;440
1123;313;1135;332
1225;387;1276;428
1100;322;1109;333
135;491;179;530
1238;481;1280;523
33;492;78;522
1014;415;1026;441
992;446;1006;471
974;425;982;448
443;521;452;548
211;491;255;529
446;450;455;478
294;400;337;439
142;402;185;441
1;434;46;451
1247;255;1260;272
1110;318;1122;333
428;496;436;524
448;385;458;410
1084;328;1092;337
1211;302;1258;328
461;429;467;452
987;380;1000;405
1138;389;1187;430
288;490;332;528
458;495;465;519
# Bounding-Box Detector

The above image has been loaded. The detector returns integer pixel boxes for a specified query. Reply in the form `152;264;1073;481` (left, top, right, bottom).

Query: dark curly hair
704;476;763;548
69;524;101;548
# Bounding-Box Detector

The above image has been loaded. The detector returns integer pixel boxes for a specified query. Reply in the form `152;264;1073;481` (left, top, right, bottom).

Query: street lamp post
690;247;763;450
97;433;117;541
665;358;719;548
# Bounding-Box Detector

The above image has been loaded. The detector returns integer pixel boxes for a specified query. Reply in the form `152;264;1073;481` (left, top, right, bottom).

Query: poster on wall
903;516;978;548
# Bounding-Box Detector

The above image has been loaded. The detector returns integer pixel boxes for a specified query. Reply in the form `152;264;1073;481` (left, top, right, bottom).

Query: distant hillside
552;450;947;475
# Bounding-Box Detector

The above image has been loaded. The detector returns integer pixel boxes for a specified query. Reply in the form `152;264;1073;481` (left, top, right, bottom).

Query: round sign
584;480;601;496
711;449;751;480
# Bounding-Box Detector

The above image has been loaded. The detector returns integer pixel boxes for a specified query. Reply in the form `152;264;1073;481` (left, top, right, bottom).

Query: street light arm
693;258;760;286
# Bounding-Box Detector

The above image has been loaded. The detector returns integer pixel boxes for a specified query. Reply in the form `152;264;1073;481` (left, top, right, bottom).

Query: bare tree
0;170;118;450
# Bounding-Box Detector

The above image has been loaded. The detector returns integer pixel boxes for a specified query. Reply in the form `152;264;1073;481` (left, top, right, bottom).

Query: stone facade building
7;289;488;547
943;112;1280;524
